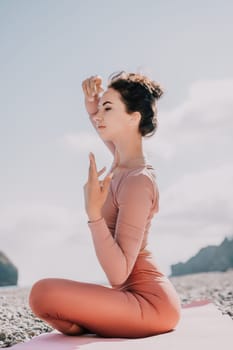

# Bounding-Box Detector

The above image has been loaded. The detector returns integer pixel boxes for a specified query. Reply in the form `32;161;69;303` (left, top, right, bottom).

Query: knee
164;304;181;333
29;278;54;317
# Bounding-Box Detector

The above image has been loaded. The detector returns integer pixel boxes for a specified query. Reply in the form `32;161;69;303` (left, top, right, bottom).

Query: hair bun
151;83;164;99
108;71;164;100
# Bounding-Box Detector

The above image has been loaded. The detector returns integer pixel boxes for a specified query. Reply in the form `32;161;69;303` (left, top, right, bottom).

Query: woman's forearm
88;218;130;287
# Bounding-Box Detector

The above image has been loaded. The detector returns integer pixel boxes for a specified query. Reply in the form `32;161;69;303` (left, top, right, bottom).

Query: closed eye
105;107;112;111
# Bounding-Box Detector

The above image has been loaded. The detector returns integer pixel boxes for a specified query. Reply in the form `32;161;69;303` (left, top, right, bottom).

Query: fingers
102;172;113;192
93;76;104;94
82;78;93;101
90;77;98;95
82;75;104;101
88;153;110;185
88;152;106;179
88;152;98;181
97;166;106;177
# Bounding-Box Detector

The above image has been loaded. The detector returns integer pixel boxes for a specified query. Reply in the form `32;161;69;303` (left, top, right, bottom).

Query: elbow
108;255;133;287
108;271;130;288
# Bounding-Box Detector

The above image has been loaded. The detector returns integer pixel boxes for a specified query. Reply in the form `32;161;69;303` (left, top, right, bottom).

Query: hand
82;75;104;102
84;152;113;221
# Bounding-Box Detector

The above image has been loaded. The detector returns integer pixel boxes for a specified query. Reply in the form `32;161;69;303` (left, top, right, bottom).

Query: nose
92;109;103;124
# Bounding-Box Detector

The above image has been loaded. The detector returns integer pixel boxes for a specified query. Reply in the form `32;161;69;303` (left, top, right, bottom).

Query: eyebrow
102;101;113;106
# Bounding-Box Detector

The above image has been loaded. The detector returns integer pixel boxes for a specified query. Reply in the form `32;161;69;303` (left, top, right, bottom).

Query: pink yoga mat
8;301;233;350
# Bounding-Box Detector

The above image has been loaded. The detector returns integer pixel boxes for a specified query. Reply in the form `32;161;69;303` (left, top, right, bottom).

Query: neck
114;136;146;168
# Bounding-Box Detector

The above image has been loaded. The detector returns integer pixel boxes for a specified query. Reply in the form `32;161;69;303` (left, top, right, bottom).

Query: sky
0;0;233;287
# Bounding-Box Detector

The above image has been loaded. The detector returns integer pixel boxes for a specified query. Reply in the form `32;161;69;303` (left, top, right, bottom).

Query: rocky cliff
171;236;233;276
0;251;18;286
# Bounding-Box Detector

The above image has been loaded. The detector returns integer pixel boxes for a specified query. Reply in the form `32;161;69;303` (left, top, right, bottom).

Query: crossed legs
29;278;158;338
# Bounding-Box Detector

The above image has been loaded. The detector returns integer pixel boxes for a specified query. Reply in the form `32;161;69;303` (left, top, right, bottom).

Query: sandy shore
0;270;232;348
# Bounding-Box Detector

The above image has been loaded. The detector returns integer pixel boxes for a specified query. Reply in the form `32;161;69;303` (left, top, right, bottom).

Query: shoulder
124;165;157;187
118;166;158;202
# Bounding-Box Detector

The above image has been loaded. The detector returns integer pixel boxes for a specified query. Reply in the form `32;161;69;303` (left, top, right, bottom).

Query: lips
97;125;106;129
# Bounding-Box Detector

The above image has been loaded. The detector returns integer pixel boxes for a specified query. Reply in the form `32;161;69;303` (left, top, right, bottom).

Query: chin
98;133;113;142
101;136;112;142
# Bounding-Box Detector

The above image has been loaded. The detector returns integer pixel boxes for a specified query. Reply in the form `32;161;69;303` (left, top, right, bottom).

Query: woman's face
93;88;134;142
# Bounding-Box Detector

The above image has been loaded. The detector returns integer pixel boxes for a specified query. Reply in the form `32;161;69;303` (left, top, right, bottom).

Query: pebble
0;270;232;348
171;270;233;317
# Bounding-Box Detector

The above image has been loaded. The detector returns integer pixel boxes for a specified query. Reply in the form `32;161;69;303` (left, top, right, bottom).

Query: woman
29;72;181;338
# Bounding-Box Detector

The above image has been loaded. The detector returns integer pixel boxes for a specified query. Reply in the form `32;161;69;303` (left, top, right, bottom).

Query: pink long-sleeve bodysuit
29;164;181;338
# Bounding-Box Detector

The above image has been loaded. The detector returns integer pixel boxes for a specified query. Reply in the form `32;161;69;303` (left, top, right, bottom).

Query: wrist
85;100;99;116
88;212;102;222
85;95;99;105
88;217;103;224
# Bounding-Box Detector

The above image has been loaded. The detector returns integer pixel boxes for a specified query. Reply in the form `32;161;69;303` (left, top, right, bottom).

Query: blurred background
0;0;233;287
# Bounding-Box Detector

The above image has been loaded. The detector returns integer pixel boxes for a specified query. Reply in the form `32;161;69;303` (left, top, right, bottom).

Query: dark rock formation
171;236;233;277
0;251;18;286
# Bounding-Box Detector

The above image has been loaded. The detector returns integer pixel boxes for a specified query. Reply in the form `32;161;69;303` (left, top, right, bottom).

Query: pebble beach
0;270;232;348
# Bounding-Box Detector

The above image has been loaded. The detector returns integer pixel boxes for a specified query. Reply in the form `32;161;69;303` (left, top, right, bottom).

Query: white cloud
0;203;80;240
61;130;105;153
144;78;233;161
148;162;233;274
160;162;233;215
59;130;113;172
143;79;233;273
0;202;107;286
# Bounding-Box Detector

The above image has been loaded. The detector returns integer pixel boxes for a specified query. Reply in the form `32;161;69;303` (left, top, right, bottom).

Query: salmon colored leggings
29;278;175;338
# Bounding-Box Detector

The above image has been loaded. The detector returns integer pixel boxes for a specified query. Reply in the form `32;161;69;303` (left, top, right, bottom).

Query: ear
129;111;141;126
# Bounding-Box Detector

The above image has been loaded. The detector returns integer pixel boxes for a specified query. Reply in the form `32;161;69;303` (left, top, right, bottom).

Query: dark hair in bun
108;71;164;137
